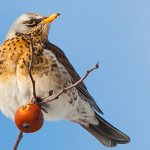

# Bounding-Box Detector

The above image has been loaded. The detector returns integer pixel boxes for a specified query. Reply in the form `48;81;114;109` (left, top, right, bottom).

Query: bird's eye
25;19;39;27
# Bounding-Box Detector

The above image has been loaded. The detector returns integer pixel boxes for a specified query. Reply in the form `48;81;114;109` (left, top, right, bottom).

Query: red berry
15;103;44;133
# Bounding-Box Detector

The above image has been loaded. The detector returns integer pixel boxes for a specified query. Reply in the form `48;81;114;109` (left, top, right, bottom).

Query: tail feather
81;113;130;147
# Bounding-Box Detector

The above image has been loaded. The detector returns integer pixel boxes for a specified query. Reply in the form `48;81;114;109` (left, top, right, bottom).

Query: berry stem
13;131;23;150
28;36;36;99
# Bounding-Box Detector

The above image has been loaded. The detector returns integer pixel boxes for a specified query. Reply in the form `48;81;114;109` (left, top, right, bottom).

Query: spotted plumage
0;13;130;147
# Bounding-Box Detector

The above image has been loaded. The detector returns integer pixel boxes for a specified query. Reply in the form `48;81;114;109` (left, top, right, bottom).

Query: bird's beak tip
41;13;60;24
57;13;61;16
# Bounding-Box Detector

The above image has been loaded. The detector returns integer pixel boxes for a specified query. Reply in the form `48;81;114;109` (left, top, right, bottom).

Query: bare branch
13;131;23;150
28;36;36;98
42;62;99;104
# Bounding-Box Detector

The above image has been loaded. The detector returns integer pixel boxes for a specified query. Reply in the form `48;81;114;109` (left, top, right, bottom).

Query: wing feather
44;41;103;114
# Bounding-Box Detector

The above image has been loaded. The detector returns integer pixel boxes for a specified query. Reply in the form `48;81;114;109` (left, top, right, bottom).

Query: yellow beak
41;13;60;24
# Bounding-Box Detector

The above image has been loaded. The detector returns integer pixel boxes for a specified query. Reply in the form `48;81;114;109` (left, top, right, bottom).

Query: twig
28;36;36;98
42;62;99;104
13;131;23;150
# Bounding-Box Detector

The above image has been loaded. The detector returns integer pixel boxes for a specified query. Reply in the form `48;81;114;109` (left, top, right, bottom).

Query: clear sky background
0;0;149;150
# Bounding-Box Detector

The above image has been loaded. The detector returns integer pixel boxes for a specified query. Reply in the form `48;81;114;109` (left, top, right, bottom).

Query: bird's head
5;13;60;40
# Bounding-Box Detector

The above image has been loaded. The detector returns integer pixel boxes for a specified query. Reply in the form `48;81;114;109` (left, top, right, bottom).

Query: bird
0;12;130;147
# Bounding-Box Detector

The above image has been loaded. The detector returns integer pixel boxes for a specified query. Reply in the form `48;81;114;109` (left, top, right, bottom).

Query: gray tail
81;113;130;147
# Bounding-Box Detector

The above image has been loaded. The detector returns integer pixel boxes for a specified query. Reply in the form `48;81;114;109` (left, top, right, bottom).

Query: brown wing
44;41;103;114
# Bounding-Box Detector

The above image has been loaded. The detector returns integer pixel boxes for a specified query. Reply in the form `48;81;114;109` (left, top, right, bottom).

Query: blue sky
0;0;149;150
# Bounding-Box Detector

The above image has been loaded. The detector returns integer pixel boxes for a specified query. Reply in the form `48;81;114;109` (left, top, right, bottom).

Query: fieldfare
0;13;130;147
